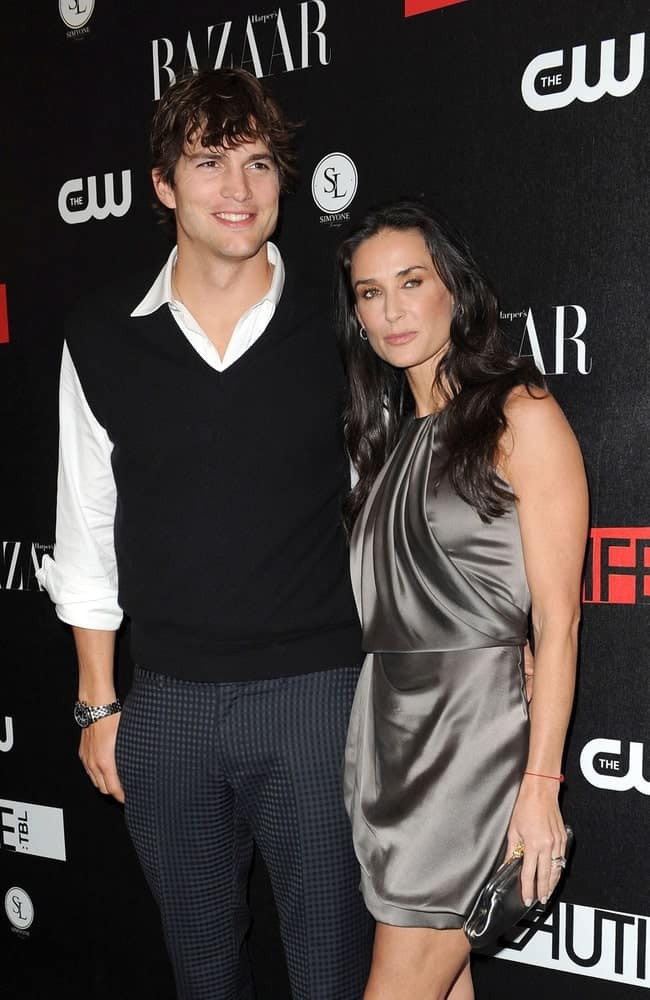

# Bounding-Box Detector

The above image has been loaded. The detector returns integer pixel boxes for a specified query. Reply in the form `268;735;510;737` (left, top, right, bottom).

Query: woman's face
351;227;454;378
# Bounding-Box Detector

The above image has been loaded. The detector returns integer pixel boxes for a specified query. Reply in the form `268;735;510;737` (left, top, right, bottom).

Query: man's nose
220;166;252;202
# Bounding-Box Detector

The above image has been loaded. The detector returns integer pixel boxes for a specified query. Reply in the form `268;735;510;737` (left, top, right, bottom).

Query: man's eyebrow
242;152;275;164
183;151;275;163
354;265;428;288
184;150;223;161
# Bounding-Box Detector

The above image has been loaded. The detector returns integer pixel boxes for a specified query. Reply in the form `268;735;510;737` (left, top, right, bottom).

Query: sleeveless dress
343;413;531;928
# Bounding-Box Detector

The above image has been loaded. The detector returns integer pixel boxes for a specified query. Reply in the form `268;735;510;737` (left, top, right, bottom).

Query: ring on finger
551;856;566;869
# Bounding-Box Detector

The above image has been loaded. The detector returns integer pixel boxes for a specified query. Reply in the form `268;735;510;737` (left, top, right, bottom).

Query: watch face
73;702;92;728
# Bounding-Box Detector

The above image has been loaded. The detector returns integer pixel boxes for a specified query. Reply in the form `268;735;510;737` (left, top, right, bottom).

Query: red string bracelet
524;770;565;782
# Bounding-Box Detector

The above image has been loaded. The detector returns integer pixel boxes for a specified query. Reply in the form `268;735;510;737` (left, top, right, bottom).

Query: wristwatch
73;699;122;729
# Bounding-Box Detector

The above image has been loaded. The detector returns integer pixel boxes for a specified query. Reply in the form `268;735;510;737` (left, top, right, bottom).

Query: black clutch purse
464;825;574;950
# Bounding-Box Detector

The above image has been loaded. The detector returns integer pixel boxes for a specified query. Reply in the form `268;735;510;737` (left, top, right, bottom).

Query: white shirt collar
131;241;285;318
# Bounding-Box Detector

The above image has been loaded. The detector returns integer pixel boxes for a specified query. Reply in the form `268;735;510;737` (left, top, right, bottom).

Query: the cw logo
580;738;649;795
0;717;13;753
58;170;132;225
522;32;645;111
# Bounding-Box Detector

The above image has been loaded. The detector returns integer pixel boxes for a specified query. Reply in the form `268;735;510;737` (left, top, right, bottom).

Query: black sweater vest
66;269;362;681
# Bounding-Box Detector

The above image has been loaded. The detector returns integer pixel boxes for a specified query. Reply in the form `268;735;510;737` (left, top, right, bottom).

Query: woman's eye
403;278;422;289
360;288;379;300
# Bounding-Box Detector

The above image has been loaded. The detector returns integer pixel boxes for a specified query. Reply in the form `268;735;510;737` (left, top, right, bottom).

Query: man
38;69;373;999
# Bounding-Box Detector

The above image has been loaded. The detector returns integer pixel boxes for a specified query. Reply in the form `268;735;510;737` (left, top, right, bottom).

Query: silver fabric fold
344;414;531;928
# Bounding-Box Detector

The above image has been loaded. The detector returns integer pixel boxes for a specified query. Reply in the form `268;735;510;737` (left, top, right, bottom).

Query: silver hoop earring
359;326;368;341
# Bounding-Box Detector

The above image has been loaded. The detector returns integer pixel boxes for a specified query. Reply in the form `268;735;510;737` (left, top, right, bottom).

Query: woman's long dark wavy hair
336;200;546;533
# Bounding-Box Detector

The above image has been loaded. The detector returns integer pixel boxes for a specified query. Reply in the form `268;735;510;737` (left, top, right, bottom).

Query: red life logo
0;285;8;344
405;0;467;16
583;528;650;604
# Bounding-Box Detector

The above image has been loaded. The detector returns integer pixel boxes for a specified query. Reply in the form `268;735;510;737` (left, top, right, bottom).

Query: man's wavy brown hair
150;69;299;226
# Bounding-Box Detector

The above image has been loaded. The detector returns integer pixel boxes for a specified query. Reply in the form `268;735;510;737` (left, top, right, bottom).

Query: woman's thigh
365;923;471;1000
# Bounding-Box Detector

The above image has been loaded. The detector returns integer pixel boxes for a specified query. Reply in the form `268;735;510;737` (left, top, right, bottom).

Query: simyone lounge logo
5;887;34;934
522;32;645;111
151;2;331;100
405;0;467;15
59;0;95;40
58;171;132;225
312;152;358;227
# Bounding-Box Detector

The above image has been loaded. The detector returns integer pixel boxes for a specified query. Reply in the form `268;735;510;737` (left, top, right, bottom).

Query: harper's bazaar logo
580;739;649;795
57;171;132;225
151;2;330;101
0;542;53;592
501;305;591;375
494;901;648;988
582;527;650;605
522;32;645;111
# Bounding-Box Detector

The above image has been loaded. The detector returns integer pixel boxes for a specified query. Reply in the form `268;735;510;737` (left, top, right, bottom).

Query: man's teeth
216;213;252;221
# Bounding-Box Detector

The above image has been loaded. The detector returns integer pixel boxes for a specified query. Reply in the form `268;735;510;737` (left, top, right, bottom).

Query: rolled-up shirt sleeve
36;342;123;630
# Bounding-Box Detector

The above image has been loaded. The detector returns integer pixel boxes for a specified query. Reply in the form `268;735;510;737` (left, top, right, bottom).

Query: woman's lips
384;331;417;345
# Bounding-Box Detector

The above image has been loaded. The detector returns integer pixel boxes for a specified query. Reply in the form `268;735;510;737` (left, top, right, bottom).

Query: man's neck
174;242;272;312
172;243;274;358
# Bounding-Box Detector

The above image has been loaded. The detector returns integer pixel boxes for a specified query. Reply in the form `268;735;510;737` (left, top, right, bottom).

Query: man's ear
152;168;176;210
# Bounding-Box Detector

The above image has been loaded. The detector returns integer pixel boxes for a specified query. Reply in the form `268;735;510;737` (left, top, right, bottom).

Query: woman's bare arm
501;388;588;904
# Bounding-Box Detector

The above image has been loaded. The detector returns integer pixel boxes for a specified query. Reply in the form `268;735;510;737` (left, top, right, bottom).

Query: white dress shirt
37;243;286;630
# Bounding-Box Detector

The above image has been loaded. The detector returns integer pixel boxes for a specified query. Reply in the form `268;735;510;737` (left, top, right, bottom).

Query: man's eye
250;160;271;170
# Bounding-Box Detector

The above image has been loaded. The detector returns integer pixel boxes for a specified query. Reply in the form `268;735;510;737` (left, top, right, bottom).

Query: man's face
153;135;281;266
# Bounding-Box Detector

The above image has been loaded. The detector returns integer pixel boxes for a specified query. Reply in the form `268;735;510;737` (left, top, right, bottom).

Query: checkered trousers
115;664;374;1000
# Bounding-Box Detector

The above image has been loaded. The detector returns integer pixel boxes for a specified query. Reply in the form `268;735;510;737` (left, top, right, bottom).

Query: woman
336;201;588;1000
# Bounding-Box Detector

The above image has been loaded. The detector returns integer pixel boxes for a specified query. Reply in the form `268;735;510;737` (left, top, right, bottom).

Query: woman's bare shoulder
500;385;582;472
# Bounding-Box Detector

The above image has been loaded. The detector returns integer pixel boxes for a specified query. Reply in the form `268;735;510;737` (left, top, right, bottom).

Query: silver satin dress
344;413;531;928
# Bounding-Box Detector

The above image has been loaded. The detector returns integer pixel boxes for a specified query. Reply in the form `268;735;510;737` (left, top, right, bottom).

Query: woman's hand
505;775;568;906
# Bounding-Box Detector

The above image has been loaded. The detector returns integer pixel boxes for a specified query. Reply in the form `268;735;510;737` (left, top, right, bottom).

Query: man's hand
72;626;123;801
79;713;125;803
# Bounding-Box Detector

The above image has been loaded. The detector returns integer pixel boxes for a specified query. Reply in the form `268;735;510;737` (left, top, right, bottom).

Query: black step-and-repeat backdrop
1;2;648;997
